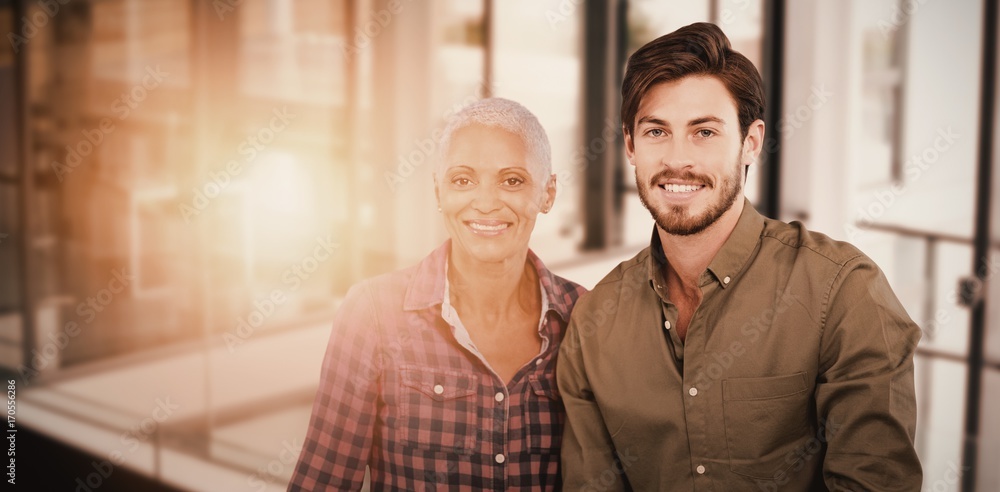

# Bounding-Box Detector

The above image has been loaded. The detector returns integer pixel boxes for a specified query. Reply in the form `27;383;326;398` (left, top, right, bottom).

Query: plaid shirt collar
402;239;574;323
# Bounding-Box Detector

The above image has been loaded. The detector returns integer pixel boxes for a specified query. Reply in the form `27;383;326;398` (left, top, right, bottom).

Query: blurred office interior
0;0;998;490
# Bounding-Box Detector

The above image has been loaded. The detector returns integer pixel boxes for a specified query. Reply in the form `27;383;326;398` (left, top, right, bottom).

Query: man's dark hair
621;22;765;141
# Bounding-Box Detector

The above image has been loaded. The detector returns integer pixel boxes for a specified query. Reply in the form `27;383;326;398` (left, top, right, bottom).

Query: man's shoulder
760;218;869;269
575;247;651;308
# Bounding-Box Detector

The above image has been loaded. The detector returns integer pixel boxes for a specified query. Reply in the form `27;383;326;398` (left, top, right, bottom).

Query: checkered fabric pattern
289;241;586;491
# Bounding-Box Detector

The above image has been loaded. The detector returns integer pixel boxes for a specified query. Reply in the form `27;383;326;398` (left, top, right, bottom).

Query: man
557;22;922;491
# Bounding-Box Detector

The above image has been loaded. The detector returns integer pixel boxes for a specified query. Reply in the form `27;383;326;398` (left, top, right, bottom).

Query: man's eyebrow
636;115;727;127
637;116;669;127
688;116;726;126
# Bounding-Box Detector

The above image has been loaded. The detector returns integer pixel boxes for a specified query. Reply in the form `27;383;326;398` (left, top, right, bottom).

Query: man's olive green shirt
558;201;921;491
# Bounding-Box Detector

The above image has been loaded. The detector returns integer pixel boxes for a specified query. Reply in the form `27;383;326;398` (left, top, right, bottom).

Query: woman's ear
542;174;557;213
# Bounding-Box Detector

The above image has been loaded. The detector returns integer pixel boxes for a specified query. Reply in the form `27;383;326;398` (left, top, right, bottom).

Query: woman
289;98;586;490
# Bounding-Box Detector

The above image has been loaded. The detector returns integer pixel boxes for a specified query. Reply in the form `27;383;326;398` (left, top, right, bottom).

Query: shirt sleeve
558;299;630;491
288;282;382;491
816;255;923;491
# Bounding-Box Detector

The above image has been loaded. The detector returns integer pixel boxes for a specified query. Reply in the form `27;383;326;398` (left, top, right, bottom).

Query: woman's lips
464;219;511;236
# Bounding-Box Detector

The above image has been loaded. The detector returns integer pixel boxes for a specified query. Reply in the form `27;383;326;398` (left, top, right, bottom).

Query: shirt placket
681;278;719;488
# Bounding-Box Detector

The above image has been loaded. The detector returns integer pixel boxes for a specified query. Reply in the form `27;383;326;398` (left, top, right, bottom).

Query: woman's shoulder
344;262;421;304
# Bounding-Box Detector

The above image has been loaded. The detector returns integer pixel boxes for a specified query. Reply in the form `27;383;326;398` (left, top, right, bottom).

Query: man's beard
635;154;743;237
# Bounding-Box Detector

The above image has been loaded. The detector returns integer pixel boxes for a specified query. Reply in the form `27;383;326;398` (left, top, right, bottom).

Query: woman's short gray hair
436;98;552;185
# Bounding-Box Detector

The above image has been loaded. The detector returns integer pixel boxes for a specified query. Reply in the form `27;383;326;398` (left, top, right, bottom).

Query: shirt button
696;465;706;474
688;387;698;396
723;276;731;284
495;453;505;464
433;384;444;395
664;320;671;330
535;359;543;366
495;392;505;402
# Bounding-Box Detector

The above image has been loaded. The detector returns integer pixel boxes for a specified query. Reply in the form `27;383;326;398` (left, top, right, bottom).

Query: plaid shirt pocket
398;365;480;454
526;373;564;453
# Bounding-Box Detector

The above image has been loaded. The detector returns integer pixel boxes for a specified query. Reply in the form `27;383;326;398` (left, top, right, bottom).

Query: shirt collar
647;198;766;290
403;239;574;322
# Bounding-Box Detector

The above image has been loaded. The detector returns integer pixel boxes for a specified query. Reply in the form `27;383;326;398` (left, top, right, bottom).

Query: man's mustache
647;169;715;188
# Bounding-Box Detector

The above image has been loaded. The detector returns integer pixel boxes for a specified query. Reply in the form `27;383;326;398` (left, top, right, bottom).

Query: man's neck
658;199;745;293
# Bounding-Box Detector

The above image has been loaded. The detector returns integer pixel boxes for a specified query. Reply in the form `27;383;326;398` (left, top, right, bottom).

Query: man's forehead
636;76;738;123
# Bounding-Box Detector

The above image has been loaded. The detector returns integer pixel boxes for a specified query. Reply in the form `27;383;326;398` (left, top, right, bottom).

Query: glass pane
854;0;904;188
978;368;1000;490
239;0;347;105
493;0;581;259
91;0;191;86
0;184;18;312
849;0;980;237
914;356;967;491
0;65;15;179
628;0;711;51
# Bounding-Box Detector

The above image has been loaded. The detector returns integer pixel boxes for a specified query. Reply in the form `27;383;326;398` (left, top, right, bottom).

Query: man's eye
647;128;665;137
697;129;715;138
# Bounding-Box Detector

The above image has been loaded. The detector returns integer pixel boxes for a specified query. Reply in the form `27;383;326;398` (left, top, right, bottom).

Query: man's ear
624;125;636;166
741;119;766;166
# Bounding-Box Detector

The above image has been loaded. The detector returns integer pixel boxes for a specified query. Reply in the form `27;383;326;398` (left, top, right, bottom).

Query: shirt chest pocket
525;373;564;453
722;372;812;480
397;366;479;454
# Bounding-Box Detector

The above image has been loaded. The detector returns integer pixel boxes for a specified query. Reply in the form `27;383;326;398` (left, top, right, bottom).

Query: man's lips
658;182;706;193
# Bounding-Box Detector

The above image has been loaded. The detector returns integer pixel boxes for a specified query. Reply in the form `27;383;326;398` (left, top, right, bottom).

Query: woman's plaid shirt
289;241;586;491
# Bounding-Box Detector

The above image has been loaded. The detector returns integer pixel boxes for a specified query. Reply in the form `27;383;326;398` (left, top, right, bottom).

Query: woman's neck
447;249;538;326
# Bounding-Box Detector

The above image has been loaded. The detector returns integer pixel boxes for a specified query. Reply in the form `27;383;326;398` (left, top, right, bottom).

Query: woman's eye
503;177;524;186
452;177;472;186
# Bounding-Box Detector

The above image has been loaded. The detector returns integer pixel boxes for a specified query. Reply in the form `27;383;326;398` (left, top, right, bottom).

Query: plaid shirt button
433;384;444;395
495;454;506;464
495;392;505;402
